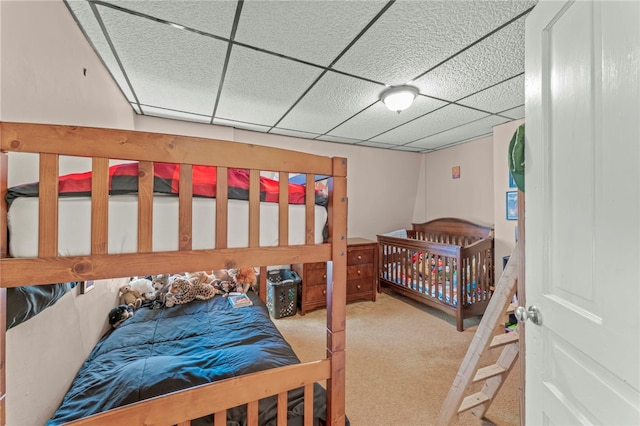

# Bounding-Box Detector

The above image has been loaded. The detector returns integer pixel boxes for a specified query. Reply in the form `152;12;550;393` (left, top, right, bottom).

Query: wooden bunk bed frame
377;218;494;332
0;122;348;425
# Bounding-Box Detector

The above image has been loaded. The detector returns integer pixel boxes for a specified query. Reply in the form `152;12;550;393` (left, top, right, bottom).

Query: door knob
514;305;542;326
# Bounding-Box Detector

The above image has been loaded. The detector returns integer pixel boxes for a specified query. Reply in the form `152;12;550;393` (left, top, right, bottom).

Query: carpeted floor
274;291;520;426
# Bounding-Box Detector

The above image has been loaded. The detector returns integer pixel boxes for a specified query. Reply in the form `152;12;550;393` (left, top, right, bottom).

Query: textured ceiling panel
334;0;535;85
213;118;270;134
98;4;227;116
235;1;386;66
277;71;382;135
141;105;211;124
66;1;135;102
328;95;448;141
216;46;323;126
413;17;526;101
407;115;511;150
65;0;536;152
101;0;237;38
458;74;525;113
370;104;488;145
270;128;322;140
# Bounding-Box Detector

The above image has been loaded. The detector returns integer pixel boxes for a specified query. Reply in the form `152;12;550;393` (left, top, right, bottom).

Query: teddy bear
119;283;144;309
233;267;257;294
129;277;156;302
108;304;134;328
149;273;179;309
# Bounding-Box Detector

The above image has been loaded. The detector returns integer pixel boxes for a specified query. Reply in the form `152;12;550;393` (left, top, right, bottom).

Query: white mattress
8;195;327;257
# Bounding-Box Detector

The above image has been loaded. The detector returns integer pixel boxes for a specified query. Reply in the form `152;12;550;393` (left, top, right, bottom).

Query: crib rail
68;360;330;426
377;222;494;331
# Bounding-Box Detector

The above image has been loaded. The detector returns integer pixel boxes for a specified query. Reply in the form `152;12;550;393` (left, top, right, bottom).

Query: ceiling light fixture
380;85;419;113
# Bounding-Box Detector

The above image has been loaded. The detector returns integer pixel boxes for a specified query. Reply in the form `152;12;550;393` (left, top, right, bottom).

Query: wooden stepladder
437;246;520;425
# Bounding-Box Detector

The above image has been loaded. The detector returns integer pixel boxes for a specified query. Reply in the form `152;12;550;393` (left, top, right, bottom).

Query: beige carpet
274;291;521;426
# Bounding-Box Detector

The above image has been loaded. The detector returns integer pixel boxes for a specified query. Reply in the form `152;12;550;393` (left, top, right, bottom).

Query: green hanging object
508;124;525;192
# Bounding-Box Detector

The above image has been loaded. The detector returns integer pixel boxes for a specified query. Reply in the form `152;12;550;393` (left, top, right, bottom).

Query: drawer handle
323;274;327;280
322;289;326;295
357;255;362;260
357;284;361;289
357;269;361;275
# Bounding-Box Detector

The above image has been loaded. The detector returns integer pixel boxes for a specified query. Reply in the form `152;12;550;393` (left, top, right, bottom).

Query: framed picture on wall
80;280;95;294
506;191;518;220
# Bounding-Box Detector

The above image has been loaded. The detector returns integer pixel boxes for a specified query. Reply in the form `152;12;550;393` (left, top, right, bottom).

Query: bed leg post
0;148;6;425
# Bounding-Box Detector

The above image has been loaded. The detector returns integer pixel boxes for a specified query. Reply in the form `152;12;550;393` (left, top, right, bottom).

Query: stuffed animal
108;304;134;328
165;276;217;307
129;277;155;301
233;267;257;293
149;273;178;309
119;283;144;309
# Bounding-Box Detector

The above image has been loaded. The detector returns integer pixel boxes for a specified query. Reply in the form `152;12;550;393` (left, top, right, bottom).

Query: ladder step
490;331;519;349
506;302;517;313
458;392;490;413
473;364;508;382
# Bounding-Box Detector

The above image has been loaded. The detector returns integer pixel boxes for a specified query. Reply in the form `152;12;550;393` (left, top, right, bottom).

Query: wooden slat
0;122;333;175
65;360;331;426
38;153;59;257
179;164;193;251
91;157;109;255
247;400;258;426
0;148;5;426
248;169;260;248
473;364;508;382
0;244;332;287
489;332;519;349
278;171;288;246
458;392;490;413
216;166;228;249
213;411;225;426
305;174;315;245
137;161;153;253
277;392;287;426
304;383;314;426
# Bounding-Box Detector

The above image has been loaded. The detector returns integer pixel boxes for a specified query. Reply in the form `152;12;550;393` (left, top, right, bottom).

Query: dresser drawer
303;263;327;287
305;285;327;304
347;277;374;296
347;247;375;265
347;263;374;280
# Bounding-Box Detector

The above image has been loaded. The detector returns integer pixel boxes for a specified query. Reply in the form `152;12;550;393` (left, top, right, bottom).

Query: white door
524;1;640;424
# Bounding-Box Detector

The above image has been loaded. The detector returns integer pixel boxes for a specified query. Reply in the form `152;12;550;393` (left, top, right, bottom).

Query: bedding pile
47;291;330;425
5;162;327;206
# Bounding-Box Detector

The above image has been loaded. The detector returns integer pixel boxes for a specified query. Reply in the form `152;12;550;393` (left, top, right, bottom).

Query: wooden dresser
292;237;376;315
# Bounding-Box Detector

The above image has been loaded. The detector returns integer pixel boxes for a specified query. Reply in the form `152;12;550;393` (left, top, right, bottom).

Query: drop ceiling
65;0;537;152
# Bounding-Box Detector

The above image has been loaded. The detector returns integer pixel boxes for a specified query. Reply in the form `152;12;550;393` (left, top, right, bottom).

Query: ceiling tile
142;105;211;124
66;1;136;102
316;135;362;144
98;4;227;115
334;0;536;85
277;71;382;135
370;104;488;145
499;105;525;119
358;141;398;149
213;118;270;133
328;95;447;141
270;128;321;139
407;115;511;150
216;46;323;127
458;74;525;113
413;17;527;101
235;1;387;66
100;0;237;38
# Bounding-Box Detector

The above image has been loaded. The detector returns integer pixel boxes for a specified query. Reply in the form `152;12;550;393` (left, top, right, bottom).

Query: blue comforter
48;291;329;425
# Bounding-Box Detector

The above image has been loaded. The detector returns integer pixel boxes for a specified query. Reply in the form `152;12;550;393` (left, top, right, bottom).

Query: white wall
1;1;423;424
413;136;495;226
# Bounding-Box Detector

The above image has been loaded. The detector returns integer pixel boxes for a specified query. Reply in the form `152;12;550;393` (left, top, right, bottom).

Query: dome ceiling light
379;85;419;113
